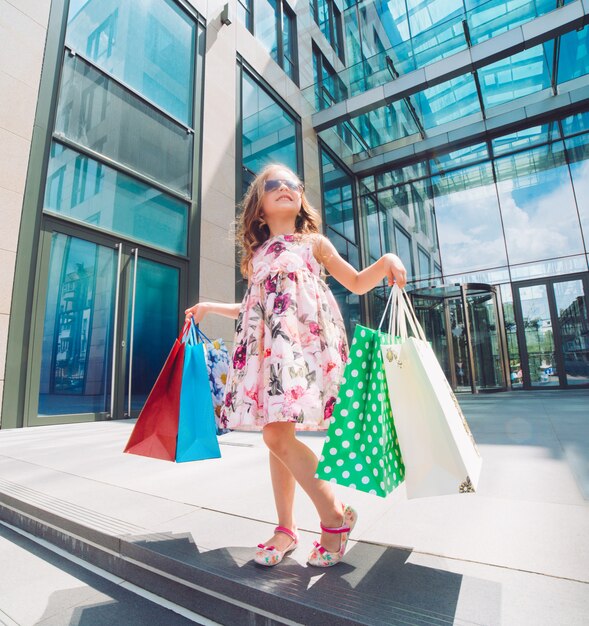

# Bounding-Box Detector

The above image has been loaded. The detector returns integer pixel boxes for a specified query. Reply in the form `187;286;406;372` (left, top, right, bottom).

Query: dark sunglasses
264;178;303;193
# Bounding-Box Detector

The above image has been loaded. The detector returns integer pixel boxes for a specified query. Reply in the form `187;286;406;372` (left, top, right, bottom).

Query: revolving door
410;283;510;393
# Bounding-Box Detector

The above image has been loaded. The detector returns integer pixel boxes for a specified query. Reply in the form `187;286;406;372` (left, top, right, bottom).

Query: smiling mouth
277;195;293;201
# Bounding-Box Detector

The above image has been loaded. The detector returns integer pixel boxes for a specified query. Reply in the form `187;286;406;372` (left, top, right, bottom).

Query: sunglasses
264;178;303;193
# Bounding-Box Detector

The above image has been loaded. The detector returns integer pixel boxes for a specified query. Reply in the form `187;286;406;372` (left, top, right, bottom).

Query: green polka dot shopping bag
316;324;405;497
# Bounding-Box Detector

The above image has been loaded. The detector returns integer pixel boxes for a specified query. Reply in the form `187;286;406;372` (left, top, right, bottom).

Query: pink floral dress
221;233;348;431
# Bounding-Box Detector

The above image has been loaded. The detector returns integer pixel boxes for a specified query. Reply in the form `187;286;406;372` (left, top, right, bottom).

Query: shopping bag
176;323;222;462
380;286;482;498
195;326;231;434
316;324;405;497
123;324;187;461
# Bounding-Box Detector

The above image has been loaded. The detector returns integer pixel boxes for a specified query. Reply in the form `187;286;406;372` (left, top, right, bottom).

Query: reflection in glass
479;42;552;110
565;133;589;249
322;151;356;242
467;291;505;390
558;25;589;84
554;280;589;385
242;72;298;175
66;0;196;124
256;0;279;64
433;162;507;275
449;297;471;392
326;227;360;338
39;234;115;415
495;142;584;265
394;225;414;280
509;256;588;281
125;258;179;412
500;283;523;388
44;143;188;255
518;284;558;387
55;54;193;195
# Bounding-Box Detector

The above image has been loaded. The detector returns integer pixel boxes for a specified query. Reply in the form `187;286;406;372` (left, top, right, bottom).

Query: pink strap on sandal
308;504;358;567
254;525;299;567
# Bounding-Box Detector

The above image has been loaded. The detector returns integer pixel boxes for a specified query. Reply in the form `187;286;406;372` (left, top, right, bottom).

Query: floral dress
221;233;348;431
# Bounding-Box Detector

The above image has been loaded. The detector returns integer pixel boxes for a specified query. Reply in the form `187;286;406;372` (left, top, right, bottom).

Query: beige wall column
0;0;52;423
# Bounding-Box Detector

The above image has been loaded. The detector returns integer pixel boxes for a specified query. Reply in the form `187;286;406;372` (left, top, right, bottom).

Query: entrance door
513;274;589;388
27;221;184;425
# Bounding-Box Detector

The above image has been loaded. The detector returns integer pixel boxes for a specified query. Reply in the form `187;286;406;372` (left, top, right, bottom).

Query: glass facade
320;149;361;337
31;0;202;422
241;68;301;186
240;0;298;82
66;0;196;124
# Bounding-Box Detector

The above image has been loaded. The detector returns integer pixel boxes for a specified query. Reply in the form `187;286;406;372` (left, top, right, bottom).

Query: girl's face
260;167;302;222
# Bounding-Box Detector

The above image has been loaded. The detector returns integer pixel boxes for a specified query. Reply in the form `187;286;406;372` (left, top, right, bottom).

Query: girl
185;164;407;568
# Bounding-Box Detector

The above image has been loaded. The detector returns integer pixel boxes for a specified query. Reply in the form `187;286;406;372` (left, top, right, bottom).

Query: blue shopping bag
176;321;221;462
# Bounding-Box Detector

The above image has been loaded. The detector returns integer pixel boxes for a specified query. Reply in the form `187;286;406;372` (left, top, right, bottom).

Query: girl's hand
184;302;209;324
383;253;407;289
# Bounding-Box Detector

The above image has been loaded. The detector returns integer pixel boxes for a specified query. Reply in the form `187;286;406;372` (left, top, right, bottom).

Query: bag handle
399;289;428;343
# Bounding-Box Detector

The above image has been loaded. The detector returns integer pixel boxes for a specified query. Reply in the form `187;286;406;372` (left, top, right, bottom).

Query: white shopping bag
379;286;482;498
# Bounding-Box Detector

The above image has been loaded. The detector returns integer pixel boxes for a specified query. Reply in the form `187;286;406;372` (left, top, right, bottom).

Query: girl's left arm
313;235;407;294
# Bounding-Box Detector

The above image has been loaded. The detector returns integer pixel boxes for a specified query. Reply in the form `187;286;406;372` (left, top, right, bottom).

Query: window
311;0;344;61
253;0;298;82
237;0;253;31
67;0;196;125
241;69;301;180
312;46;352;147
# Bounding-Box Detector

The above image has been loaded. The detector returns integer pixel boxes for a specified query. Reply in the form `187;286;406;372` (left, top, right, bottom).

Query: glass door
513;274;589;388
28;221;184;425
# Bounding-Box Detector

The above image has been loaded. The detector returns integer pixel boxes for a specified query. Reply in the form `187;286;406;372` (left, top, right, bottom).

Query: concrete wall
0;0;52;419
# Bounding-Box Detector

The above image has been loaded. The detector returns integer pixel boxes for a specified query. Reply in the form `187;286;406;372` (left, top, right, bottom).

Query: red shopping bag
124;328;187;461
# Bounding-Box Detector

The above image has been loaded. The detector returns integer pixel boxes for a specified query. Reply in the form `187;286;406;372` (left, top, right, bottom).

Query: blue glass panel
432;162;508;275
466;0;556;46
44;143;188;255
66;0;196;124
558;25;589;84
561;111;589;137
418;247;430;279
565;133;589;251
479;43;552;110
416;73;479;129
362;194;383;261
256;0;279;64
55;54;193;196
492;122;561;157
39;233;115;415
326;227;361;337
430;143;488;175
125;257;179;412
510;256;588;281
495;142;584;265
394;224;415;279
321;151;357;242
242;72;299;175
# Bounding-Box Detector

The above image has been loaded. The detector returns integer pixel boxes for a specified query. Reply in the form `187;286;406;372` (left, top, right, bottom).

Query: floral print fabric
221;234;348;431
203;337;231;434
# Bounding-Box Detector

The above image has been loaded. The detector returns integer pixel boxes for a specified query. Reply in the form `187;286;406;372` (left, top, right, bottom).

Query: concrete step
0;482;466;626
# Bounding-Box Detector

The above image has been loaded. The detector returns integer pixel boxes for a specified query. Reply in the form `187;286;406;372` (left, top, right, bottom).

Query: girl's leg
261;451;297;551
263;422;345;553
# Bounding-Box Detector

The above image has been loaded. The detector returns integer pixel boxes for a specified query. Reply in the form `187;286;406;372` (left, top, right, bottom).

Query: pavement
0;389;588;625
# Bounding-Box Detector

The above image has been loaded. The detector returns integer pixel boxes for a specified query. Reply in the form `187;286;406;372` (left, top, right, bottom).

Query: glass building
1;0;588;428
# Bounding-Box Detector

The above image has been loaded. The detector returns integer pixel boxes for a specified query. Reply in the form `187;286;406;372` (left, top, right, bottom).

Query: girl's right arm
184;302;241;323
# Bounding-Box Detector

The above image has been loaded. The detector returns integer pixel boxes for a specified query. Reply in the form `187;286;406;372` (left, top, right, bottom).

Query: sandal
307;504;358;567
254;525;299;567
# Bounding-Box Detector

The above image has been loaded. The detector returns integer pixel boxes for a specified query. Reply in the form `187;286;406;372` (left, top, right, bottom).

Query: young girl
185;164;407;568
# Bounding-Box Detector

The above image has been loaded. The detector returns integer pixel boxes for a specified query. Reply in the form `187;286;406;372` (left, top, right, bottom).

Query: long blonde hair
236;164;322;278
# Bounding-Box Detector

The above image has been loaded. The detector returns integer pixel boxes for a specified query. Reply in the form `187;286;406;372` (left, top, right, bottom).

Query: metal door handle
110;243;123;418
127;248;138;417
